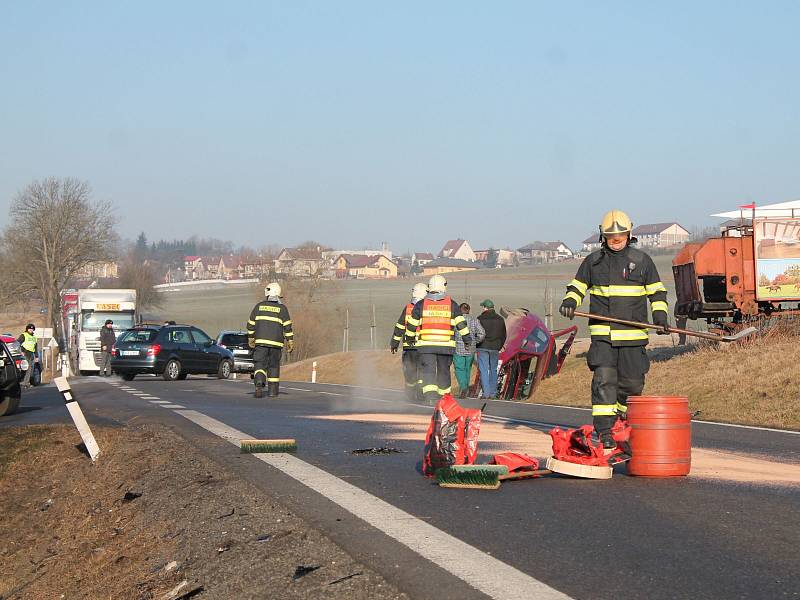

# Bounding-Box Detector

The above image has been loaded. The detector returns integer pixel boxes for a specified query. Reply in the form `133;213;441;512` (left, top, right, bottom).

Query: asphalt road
4;377;799;600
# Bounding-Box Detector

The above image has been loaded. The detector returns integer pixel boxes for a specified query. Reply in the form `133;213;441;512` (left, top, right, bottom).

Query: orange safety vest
417;297;455;349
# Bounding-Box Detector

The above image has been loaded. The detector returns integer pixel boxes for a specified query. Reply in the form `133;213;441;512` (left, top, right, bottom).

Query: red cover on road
422;394;482;477
549;419;631;467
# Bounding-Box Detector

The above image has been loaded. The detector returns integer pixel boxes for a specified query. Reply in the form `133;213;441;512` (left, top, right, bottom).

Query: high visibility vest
417;297;455;349
21;332;37;353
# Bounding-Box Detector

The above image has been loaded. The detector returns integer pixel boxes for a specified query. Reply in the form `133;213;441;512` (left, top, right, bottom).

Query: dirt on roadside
0;424;409;600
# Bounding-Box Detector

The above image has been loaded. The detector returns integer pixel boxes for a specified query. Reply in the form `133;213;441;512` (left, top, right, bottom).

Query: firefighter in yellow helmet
390;282;428;401
403;275;472;405
560;210;669;454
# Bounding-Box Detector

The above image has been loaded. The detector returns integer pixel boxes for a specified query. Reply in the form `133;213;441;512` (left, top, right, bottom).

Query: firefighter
17;323;38;388
404;275;472;405
247;282;294;398
390;282;428;401
559;210;669;451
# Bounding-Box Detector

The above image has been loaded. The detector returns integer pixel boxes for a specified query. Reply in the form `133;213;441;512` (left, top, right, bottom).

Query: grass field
156;254;679;354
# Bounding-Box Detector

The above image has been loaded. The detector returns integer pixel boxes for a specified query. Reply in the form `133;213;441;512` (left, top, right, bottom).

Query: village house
438;239;476;262
517;241;574;264
274;247;326;277
334;254;398;279
412;252;434;267
183;256;204;280
474;248;517;267
422;257;480;277
581;235;602;253
73;261;119;279
631;223;691;248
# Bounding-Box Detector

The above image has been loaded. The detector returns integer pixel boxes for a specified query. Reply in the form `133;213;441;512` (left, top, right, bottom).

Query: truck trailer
69;289;137;375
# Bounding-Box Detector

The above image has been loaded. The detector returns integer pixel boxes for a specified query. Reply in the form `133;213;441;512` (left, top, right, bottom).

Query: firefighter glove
286;339;295;353
652;311;669;334
248;337;256;349
559;298;577;320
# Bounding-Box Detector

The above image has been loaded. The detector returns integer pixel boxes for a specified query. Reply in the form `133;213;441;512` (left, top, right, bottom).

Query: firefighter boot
254;385;264;398
267;382;279;397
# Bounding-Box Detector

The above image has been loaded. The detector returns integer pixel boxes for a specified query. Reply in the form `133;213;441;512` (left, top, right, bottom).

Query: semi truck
69;289;137;375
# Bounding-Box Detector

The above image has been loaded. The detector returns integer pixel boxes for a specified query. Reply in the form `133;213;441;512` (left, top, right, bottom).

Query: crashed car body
0;333;40;385
0;339;22;416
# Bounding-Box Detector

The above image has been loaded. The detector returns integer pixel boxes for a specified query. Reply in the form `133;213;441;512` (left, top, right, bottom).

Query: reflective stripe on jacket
247;299;293;348
563;246;668;347
390;303;415;351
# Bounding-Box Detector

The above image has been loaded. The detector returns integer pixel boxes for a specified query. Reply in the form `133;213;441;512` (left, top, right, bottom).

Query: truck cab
70;289;137;375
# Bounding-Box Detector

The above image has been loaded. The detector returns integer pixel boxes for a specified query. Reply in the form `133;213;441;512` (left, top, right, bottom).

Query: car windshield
221;333;248;346
118;329;158;343
81;311;135;331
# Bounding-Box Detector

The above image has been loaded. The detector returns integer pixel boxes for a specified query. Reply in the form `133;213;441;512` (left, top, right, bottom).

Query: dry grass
284;338;800;431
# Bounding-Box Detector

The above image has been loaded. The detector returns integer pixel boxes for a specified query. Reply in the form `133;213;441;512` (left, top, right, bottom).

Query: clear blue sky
1;2;798;253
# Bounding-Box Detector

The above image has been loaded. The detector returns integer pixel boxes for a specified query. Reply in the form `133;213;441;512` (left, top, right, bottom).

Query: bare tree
117;253;162;310
0;177;117;344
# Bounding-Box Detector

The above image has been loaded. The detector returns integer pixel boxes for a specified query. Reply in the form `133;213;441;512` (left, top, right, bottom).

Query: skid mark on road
174;409;571;600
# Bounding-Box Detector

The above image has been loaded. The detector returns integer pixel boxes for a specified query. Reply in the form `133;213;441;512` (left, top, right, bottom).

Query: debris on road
122;490;143;502
350;447;407;455
329;571;363;585
240;438;298;453
293;565;321;580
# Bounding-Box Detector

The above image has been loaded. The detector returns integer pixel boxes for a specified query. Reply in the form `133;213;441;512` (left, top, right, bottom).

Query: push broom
436;464;551;489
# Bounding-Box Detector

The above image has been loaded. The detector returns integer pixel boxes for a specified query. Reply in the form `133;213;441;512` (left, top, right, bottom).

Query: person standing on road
390;282;428;402
17;323;38;388
454;303;485;399
247;282;294;398
476;299;507;399
559;209;669;453
403;275;472;405
99;319;116;377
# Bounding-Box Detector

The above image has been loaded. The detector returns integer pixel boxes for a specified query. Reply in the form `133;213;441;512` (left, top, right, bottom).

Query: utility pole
343;308;350;352
370;304;376;350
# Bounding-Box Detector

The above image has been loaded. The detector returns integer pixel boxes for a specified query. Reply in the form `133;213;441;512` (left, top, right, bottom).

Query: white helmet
264;282;282;298
428;274;447;294
411;282;428;301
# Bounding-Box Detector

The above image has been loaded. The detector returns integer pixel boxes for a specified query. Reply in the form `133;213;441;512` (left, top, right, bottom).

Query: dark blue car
111;324;234;381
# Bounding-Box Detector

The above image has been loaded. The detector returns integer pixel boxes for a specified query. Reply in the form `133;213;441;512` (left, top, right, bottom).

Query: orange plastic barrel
626;396;691;477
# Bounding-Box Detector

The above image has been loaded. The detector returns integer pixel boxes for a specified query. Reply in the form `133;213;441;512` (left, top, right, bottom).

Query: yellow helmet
600;210;633;236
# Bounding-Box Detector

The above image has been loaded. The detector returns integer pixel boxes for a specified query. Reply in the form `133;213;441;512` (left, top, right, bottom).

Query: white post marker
311;361;317;383
54;376;101;462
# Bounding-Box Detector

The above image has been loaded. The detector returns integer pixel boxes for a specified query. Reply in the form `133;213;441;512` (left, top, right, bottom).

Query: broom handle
573;311;726;342
498;469;552;481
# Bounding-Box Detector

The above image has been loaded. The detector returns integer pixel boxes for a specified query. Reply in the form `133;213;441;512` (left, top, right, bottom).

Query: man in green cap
476;299;506;398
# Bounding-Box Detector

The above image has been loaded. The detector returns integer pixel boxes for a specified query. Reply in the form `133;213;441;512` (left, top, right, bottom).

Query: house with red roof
438;239;476;262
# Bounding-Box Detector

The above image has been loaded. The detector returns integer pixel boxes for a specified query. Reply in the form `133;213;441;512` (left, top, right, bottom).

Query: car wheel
163;359;182;381
121;373;136;381
217;359;232;379
0;391;21;417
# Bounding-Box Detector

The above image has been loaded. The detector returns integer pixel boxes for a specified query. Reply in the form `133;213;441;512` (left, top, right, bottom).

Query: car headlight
19;359;29;371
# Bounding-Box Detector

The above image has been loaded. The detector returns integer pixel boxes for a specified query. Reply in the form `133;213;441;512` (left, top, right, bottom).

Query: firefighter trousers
587;341;649;434
418;352;452;405
401;350;421;402
253;346;282;389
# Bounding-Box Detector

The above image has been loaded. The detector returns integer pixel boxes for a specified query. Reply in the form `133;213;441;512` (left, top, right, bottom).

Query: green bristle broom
240;438;298;453
436;464;551;489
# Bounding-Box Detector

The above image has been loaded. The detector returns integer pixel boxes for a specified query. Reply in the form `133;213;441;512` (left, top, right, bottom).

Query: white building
631;223;690;248
438;239;476;262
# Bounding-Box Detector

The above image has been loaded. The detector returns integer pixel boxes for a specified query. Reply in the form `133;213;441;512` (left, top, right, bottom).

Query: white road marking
149;400;171;404
161;404;185;409
174;409;571;600
140;396;160;400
